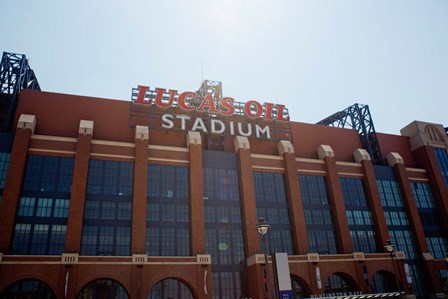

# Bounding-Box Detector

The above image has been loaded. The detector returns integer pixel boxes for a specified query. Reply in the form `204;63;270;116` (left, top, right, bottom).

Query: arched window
371;270;400;293
425;125;444;142
1;279;56;299
148;278;193;299
290;277;310;298
324;273;358;295
77;279;128;299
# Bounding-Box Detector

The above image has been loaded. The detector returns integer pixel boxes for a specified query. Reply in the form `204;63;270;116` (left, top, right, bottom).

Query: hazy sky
3;0;447;134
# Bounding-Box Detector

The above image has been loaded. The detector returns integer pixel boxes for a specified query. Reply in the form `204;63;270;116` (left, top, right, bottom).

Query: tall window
377;180;419;260
81;160;133;256
375;165;428;298
434;148;448;186
340;178;378;253
299;175;337;254
411;182;448;259
0;152;10;203
203;150;244;299
146;164;190;256
254;172;293;254
12;155;73;255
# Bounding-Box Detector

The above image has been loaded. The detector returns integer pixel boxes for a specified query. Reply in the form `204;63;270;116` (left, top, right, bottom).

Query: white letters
162;114;174;129
192;117;208;133
161;114;270;139
255;124;270;139
176;114;190;130
211;119;225;134
237;122;252;137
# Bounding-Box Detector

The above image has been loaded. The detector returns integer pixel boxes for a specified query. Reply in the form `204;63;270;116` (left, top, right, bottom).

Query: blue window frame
340;177;378;253
299;175;338;254
434;147;448;186
377;179;419;260
375;165;429;298
146;164;190;256
254;172;293;254
0;153;10;198
22;155;74;193
203;150;244;299
11;155;73;255
81;160;133;256
0;153;11;189
12;199;69;255
411;182;448;259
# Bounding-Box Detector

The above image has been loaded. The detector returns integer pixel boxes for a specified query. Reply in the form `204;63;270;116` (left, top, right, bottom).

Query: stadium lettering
161;114;271;139
134;86;288;121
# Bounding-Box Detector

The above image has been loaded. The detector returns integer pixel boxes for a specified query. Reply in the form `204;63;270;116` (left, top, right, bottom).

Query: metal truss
0;52;41;132
316;103;383;165
196;80;222;102
196;80;225;150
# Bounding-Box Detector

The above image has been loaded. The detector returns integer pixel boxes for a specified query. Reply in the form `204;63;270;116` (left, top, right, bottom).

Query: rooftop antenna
201;62;204;82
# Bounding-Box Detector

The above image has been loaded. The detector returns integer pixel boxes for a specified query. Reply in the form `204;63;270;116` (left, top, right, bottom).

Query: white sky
3;0;447;134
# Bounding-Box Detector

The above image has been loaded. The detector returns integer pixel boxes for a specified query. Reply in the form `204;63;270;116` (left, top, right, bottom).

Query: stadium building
0;52;447;298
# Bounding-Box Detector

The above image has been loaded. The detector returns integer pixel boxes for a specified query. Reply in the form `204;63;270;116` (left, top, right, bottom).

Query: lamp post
257;217;271;299
384;240;402;298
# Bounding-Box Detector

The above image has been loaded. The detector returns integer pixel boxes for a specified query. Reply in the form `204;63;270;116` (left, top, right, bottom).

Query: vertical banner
404;263;412;284
362;265;369;286
273;253;293;299
204;270;208;295
64;270;69;299
316;266;322;289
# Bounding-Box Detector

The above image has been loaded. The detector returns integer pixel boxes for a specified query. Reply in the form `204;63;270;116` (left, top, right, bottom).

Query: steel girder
0;52;41;132
316;103;383;165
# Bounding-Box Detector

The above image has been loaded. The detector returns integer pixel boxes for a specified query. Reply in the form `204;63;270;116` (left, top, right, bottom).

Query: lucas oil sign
131;85;290;139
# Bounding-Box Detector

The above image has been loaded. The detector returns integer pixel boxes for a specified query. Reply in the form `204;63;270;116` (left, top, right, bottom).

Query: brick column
132;126;149;254
387;153;429;254
278;140;308;254
130;127;149;299
234;136;265;299
387;152;441;292
413;146;448;232
354;149;390;248
188;131;206;254
65;120;93;253
234;136;260;257
0;114;35;253
318;144;352;253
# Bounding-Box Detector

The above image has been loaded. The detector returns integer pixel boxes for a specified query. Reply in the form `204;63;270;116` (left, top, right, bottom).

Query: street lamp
384;240;402;298
257;217;271;299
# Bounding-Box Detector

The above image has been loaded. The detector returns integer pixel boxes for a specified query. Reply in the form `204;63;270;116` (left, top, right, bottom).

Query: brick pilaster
0;114;35;253
388;152;442;292
354;149;390;249
390;158;429;254
319;145;352;253
278;141;309;254
234;136;260;258
414;146;448;232
131;126;149;254
64;120;93;253
188;132;206;254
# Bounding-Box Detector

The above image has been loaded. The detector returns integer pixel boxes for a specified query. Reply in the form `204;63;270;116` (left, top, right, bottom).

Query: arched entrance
77;278;128;299
0;279;56;299
148;278;194;299
290;276;311;298
324;273;358;295
371;270;400;293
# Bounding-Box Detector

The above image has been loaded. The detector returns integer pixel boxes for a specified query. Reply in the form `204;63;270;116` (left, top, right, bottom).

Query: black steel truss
316;103;383;164
0;52;41;132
